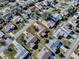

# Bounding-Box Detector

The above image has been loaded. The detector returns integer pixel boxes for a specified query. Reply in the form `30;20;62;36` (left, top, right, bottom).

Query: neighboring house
46;13;62;22
5;22;15;33
53;29;69;39
61;23;76;37
68;16;77;27
3;13;12;21
13;41;29;59
39;29;50;38
35;2;43;10
50;13;62;22
46;40;62;53
42;20;55;29
60;8;68;16
0;0;9;4
24;32;37;48
19;2;27;10
33;23;45;36
37;47;52;59
61;23;72;34
21;12;30;19
73;12;79;19
13;16;24;24
0;31;4;38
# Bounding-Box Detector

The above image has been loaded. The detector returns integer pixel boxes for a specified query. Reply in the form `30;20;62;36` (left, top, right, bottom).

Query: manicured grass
52;9;59;14
16;32;46;59
28;39;46;59
74;45;79;56
0;41;3;46
4;44;16;59
0;56;2;59
61;3;68;6
16;33;30;50
12;24;24;34
11;20;25;34
61;40;71;48
36;21;51;31
26;24;47;59
26;24;42;40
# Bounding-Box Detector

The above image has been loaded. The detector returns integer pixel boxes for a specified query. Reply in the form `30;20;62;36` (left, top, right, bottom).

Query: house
19;2;27;10
24;32;37;48
53;29;69;39
37;47;52;59
73;12;79;19
3;13;12;21
34;23;45;35
35;2;43;10
59;8;68;16
61;23;76;38
13;16;24;24
42;20;55;29
33;23;49;38
46;40;62;53
21;12;30;19
46;13;62;22
13;41;29;59
50;13;62;22
0;31;4;38
39;29;50;38
68;16;77;27
5;22;15;33
61;23;72;34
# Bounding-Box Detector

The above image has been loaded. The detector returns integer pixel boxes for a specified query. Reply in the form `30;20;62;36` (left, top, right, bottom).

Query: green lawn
61;40;71;48
26;24;42;40
16;33;30;50
16;32;45;59
11;20;25;34
74;45;79;56
4;44;16;59
61;3;68;6
0;40;4;46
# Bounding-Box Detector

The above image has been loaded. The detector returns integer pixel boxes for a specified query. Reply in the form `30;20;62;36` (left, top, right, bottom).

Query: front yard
4;44;16;59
